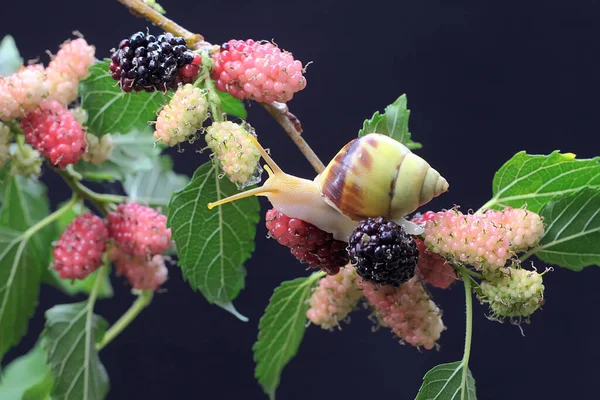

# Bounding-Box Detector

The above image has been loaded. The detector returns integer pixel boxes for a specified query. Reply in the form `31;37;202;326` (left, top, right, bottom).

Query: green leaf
42;302;109;400
0;176;54;267
484;151;600;213
167;162;259;319
0;35;23;77
123;155;189;209
0;343;53;399
74;131;162;181
217;90;247;119
534;187;600;270
79;60;169;136
415;361;477;400
0;229;43;361
253;274;321;399
358;94;422;150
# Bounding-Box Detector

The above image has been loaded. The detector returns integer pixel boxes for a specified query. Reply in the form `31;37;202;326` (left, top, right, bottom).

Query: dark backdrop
3;1;600;399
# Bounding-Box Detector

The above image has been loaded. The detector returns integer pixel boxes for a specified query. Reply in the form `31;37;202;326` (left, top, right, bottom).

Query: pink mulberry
107;203;171;257
211;39;307;103
111;248;168;291
479;207;544;252
423;209;511;272
53;213;109;280
307;266;363;329
20;99;87;167
361;277;445;350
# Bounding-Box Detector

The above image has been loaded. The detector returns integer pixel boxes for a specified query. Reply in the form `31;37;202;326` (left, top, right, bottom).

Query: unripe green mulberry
10;142;42;178
82;133;113;164
205;121;262;189
480;266;545;320
154;84;208;146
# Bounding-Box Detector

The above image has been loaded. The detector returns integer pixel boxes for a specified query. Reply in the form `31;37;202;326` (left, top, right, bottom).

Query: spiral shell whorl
316;133;448;221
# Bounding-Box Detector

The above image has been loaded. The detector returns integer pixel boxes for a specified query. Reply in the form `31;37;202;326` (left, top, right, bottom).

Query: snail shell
314;133;449;221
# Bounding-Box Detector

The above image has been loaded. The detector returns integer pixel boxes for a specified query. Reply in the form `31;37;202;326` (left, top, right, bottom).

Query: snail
207;133;449;241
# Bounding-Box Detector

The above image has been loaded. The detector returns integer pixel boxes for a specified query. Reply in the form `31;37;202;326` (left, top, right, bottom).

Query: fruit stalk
116;0;203;48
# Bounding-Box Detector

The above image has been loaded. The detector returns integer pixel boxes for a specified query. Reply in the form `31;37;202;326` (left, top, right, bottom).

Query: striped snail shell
313;133;449;221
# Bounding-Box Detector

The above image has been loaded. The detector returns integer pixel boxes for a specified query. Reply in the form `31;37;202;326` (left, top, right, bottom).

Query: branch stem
262;102;325;174
116;0;203;48
57;167;125;215
97;290;154;351
23;195;78;240
460;270;474;400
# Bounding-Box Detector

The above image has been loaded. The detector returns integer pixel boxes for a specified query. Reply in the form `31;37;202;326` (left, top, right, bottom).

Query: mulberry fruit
480;266;545;319
20;99;87;167
108;202;171;257
211;39;307;103
265;209;348;275
154;84;208;146
205;121;261;188
110;31;201;92
415;239;457;289
0;65;49;121
307;266;363;330
46;38;96;105
348;217;418;287
82;133;113;164
361;276;445;350
53;213;109;280
111;248;168;291
479;207;545;252
424;209;511;273
9;142;42;178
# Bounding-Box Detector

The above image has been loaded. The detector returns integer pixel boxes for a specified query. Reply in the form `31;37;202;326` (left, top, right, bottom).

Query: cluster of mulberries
423;209;511;272
0;122;9;169
82;133;113;164
265;209;349;275
110;31;201;92
154;84;208;146
0;37;94;121
107;203;171;290
211;39;307;103
306;266;363;330
205;121;262;188
479;267;545;320
20;99;87;167
348;217;418;287
361;277;445;350
52;213;109;280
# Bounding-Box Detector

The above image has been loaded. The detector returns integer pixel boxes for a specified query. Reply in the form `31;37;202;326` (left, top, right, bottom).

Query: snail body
208;133;449;241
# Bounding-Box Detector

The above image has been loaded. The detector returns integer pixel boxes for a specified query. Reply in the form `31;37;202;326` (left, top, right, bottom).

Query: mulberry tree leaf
534;187;600;270
253;273;322;399
415;361;477;400
359;94;422;150
0;35;23;76
79;60;169;136
167;161;259;320
42;302;109;400
483;151;600;213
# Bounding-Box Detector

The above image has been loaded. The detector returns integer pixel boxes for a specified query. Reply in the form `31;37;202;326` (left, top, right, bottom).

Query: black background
3;0;600;399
